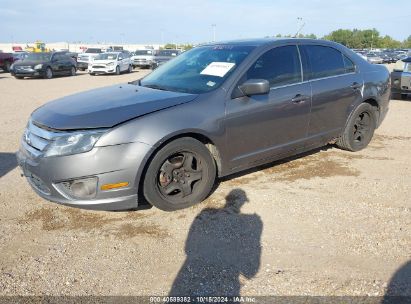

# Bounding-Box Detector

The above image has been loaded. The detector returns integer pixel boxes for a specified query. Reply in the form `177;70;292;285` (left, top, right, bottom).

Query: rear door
299;44;363;145
225;45;312;170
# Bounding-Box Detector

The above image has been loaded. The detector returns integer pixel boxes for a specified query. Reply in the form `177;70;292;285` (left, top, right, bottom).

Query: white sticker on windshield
200;62;235;77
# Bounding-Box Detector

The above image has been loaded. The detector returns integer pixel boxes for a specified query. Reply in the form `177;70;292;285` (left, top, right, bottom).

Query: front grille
92;65;106;69
16;66;33;70
22;120;63;158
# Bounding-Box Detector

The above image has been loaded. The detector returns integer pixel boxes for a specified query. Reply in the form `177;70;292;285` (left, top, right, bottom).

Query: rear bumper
391;71;411;94
17;141;152;211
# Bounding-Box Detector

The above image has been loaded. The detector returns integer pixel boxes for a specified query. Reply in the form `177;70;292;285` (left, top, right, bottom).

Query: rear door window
301;45;346;80
246;45;302;88
343;55;356;73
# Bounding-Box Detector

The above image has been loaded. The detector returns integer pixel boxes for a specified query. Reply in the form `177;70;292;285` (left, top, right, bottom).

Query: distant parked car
10;52;77;79
77;48;103;71
62;51;78;63
151;49;181;69
366;53;384;64
131;49;156;69
0;53;16;72
88;51;132;75
391;57;411;99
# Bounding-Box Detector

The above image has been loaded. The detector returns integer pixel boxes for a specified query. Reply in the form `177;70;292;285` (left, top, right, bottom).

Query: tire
128;65;132;73
401;94;408;100
70;66;76;76
115;66;120;75
79;68;85;71
336;103;377;152
14;76;23;79
44;67;53;79
143;138;216;211
5;62;11;72
89;73;95;76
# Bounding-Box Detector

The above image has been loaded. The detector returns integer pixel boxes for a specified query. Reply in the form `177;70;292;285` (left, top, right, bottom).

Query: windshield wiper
143;84;170;91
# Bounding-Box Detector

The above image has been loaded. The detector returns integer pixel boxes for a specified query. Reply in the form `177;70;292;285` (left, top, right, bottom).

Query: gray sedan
17;38;390;211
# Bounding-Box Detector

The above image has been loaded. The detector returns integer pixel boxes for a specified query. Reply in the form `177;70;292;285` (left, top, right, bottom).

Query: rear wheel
336;103;376;152
401;94;408;100
143;138;216;211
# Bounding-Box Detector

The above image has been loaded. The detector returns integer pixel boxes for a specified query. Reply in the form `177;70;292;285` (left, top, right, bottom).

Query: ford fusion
17;39;390;211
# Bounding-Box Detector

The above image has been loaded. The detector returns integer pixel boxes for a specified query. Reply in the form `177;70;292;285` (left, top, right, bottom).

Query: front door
225;45;312;171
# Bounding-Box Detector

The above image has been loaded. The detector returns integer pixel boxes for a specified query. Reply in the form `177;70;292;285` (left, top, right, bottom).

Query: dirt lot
0;67;410;297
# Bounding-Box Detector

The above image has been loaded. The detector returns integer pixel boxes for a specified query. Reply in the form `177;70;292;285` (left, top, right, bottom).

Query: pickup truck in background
77;48;103;71
151;49;181;69
131;49;156;69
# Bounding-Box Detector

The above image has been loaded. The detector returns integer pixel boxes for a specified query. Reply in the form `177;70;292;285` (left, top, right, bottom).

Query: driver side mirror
238;79;270;97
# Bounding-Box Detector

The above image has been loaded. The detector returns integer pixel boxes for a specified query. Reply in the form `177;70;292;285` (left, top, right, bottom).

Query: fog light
57;177;98;200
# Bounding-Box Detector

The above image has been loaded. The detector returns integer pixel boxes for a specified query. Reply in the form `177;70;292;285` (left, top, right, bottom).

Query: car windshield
135;50;153;55
24;53;52;62
157;50;179;57
85;48;102;53
95;53;118;60
140;45;255;94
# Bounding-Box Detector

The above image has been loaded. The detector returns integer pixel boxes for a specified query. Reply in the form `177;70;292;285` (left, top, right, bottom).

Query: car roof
203;38;334;47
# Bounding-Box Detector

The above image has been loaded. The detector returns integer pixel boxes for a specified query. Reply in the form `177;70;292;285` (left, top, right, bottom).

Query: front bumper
76;61;89;69
11;68;45;77
88;66;116;74
17;141;152;210
391;71;411;94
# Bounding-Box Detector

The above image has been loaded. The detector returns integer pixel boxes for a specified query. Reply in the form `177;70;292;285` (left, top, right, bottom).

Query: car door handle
351;82;362;90
291;94;309;104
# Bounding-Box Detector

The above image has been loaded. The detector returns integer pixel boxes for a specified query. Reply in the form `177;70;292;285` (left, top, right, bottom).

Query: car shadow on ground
382;260;411;303
169;188;262;296
0;152;17;178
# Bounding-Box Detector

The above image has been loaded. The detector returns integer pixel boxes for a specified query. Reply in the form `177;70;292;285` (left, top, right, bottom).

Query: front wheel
336;103;376;152
70;66;76;76
44;67;53;79
128;65;132;73
5;62;11;72
115;66;120;75
143;138;216;211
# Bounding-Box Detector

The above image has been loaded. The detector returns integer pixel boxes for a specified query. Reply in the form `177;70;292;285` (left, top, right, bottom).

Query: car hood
92;60;117;65
31;84;198;130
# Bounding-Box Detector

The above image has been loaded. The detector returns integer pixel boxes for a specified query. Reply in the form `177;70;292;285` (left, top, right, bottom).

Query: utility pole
211;24;216;42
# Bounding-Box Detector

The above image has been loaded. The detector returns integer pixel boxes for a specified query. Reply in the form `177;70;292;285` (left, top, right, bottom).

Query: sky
0;0;410;44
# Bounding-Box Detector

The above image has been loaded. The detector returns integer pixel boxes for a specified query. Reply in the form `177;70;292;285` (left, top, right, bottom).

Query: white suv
88;52;132;75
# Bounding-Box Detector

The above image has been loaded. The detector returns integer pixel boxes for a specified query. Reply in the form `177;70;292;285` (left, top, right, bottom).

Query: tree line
273;28;411;49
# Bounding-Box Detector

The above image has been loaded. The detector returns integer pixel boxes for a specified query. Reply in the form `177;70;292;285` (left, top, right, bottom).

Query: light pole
294;17;305;38
211;24;216;42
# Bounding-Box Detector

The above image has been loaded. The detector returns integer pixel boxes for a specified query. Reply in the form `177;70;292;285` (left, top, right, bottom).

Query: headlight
34;64;43;70
107;62;115;66
44;131;105;157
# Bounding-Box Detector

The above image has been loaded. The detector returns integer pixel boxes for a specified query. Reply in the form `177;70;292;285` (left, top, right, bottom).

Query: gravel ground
0;66;410;297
